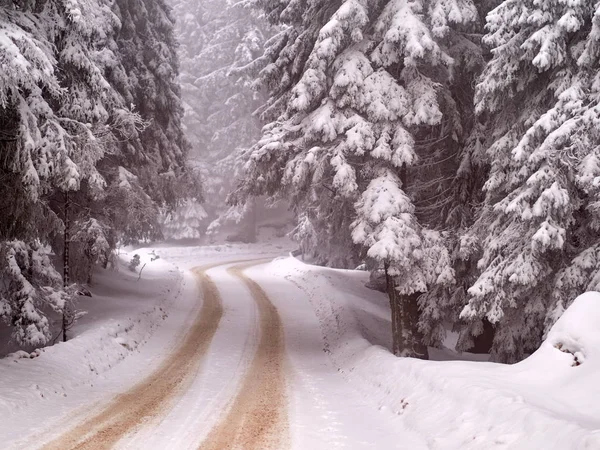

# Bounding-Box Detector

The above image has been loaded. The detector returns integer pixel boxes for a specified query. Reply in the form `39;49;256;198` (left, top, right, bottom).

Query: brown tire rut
198;261;289;450
41;262;228;450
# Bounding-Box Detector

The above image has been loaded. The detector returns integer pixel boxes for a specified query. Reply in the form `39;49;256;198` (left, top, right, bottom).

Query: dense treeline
169;0;271;240
0;0;197;345
4;0;600;364
231;0;600;362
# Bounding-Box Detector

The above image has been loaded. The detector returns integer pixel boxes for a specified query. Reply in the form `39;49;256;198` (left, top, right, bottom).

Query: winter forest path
39;259;288;450
29;252;425;450
198;262;289;450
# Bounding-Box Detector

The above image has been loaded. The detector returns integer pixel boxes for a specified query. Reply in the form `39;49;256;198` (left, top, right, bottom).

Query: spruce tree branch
417;152;459;168
413;186;454;205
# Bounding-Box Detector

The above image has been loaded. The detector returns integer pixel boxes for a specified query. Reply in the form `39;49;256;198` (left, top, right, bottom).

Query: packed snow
1;243;599;449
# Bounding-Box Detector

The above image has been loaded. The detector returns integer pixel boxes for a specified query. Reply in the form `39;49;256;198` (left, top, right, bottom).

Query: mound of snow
536;291;600;367
517;291;600;421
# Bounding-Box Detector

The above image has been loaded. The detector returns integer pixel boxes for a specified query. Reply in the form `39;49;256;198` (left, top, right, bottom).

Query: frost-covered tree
232;0;484;357
0;241;67;346
110;0;195;208
0;0;123;343
352;170;454;356
0;0;194;345
57;0;199;268
172;0;268;228
160;199;207;240
46;0;197;279
417;1;502;353
463;0;600;361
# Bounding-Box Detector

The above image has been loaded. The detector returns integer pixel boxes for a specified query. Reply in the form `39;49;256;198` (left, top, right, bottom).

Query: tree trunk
469;319;495;354
384;263;429;359
398;291;429;359
62;191;71;343
245;197;257;243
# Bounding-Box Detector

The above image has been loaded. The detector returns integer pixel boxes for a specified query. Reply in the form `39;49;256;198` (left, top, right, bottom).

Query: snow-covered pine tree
58;0;199;259
352;170;454;357
416;0;503;353
172;0;268;232
160;198;208;240
110;0;196;210
0;0;122;342
232;0;482;357
175;0;260;157
71;218;112;284
464;0;600;362
0;241;67;346
0;0;194;343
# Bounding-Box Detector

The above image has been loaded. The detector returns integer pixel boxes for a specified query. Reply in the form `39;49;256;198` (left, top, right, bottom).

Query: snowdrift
0;249;188;446
518;292;600;422
270;256;600;449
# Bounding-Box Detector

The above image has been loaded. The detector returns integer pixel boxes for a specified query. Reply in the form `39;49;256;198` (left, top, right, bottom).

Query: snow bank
0;249;186;445
530;292;600;370
267;256;600;449
517;292;600;422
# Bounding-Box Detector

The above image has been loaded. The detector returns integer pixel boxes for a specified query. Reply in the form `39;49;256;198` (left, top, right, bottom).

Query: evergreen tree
417;0;501;354
110;0;194;209
0;0;195;344
232;0;483;357
0;241;67;346
61;0;200;269
464;0;600;361
160;198;207;240
0;0;124;343
173;0;268;229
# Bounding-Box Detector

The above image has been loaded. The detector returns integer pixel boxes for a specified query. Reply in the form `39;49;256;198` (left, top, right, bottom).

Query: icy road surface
22;257;424;449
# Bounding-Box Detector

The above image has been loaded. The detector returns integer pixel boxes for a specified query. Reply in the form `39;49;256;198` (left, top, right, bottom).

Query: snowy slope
0;249;190;446
264;256;600;450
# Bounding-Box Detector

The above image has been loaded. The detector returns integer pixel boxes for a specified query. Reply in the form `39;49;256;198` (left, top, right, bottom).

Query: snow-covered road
17;254;423;449
6;244;599;449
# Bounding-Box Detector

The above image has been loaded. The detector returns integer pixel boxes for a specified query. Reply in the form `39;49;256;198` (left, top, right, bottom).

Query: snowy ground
1;242;599;449
0;249;192;447
264;256;600;449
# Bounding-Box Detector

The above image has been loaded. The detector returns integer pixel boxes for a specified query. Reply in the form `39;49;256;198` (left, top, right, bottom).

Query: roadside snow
1;241;293;449
265;256;600;450
519;292;600;422
0;249;189;448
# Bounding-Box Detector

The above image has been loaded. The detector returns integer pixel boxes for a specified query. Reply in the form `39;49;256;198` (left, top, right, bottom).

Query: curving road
42;263;227;450
198;263;288;450
40;260;289;450
31;257;423;450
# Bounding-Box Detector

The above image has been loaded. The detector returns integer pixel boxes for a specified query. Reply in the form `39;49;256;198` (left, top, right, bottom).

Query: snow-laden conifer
172;0;267;232
233;0;482;357
0;241;66;346
0;0;193;344
465;0;600;361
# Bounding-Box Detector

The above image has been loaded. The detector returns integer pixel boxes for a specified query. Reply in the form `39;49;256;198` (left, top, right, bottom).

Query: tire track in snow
198;261;289;450
41;262;228;450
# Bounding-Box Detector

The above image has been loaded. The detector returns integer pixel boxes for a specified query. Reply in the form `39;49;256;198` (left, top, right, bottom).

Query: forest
1;0;600;366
